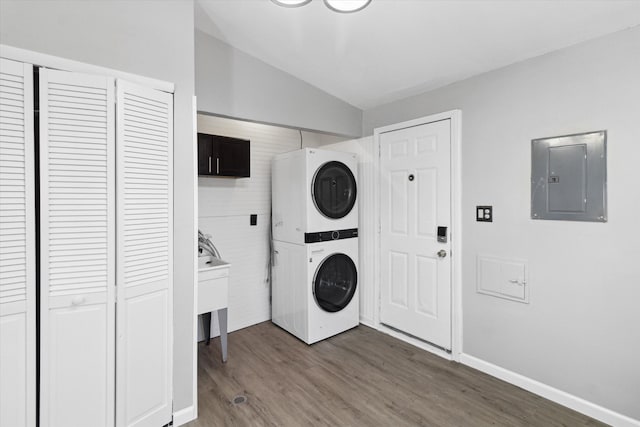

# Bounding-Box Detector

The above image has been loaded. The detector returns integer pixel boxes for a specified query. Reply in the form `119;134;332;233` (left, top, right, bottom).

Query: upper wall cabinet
198;132;250;178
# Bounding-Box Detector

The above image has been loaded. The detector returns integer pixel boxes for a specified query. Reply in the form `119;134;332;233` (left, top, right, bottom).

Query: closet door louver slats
116;80;173;427
39;68;115;427
0;58;36;427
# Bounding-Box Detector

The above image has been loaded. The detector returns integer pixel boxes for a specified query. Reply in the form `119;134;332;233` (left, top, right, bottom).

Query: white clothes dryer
271;237;359;344
272;148;358;244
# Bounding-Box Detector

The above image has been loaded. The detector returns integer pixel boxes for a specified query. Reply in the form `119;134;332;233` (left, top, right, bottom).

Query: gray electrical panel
531;130;607;222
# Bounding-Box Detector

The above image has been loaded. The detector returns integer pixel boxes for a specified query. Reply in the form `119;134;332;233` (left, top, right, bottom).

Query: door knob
437;250;447;258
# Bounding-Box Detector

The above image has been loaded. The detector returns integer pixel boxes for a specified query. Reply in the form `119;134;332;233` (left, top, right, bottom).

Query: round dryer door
312;161;357;219
313;253;357;313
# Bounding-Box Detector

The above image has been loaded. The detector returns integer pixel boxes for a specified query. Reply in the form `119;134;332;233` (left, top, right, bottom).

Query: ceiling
196;0;640;110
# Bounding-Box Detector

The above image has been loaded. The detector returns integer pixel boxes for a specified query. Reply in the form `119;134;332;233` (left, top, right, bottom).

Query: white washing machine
272;148;358;244
271;237;359;344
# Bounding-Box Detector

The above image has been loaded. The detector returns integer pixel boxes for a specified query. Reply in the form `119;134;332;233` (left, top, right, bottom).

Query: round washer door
312;161;357;219
313;253;357;313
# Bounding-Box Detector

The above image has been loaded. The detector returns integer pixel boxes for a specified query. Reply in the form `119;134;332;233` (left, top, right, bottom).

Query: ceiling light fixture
271;0;312;7
324;0;371;13
272;0;372;13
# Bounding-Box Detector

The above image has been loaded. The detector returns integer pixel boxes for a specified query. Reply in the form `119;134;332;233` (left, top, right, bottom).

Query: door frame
372;110;462;361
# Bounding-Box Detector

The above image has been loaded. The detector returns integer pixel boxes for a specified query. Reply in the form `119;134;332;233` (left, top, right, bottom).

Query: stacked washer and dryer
271;148;359;344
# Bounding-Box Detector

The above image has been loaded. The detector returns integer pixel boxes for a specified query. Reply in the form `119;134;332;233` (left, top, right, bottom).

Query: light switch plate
476;206;492;222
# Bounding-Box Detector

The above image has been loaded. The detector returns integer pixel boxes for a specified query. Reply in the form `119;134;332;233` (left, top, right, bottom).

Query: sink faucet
198;230;222;259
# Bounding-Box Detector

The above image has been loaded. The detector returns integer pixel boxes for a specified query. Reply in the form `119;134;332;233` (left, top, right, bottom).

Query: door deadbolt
408;174;415;181
437;226;447;243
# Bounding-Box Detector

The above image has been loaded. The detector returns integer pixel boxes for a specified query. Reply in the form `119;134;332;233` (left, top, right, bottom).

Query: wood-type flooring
187;322;605;427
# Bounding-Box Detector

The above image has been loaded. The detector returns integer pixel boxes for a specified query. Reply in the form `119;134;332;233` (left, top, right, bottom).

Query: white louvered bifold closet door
116;80;173;427
0;58;36;427
39;68;115;427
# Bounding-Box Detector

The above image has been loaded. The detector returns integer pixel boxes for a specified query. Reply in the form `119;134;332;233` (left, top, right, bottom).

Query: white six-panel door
39;67;115;427
116;80;173;427
379;119;452;350
0;58;36;427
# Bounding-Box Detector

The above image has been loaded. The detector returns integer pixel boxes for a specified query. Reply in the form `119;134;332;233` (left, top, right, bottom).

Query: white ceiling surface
196;0;640;110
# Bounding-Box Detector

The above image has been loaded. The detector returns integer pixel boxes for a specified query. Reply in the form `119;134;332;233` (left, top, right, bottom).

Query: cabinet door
216;136;250;177
116;80;173;427
0;58;36;427
197;133;214;175
39;68;115;427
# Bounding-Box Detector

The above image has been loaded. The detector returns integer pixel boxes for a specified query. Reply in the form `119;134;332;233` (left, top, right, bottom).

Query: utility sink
197;255;230;362
197;256;230;315
198;255;230;272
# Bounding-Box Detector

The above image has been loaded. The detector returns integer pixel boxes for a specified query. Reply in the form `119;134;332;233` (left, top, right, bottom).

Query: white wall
0;0;197;412
363;26;640;421
197;115;347;338
195;30;363;138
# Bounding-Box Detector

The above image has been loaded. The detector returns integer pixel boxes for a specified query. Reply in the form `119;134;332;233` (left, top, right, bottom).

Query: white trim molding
173;405;197;427
460;354;640;427
359;318;376;329
191;95;199;422
372;110;463;362
0;44;174;93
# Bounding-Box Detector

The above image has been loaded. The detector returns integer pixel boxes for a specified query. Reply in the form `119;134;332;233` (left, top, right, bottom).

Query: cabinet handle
208;156;212;173
216;157;220;174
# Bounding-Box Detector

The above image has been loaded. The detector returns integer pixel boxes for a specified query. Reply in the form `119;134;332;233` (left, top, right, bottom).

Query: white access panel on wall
0;58;36;427
39;67;115;427
477;255;528;303
116;80;173;427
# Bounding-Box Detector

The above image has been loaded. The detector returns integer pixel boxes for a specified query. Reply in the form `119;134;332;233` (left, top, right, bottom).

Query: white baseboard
173;404;197;426
359;317;375;328
460;354;640;427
